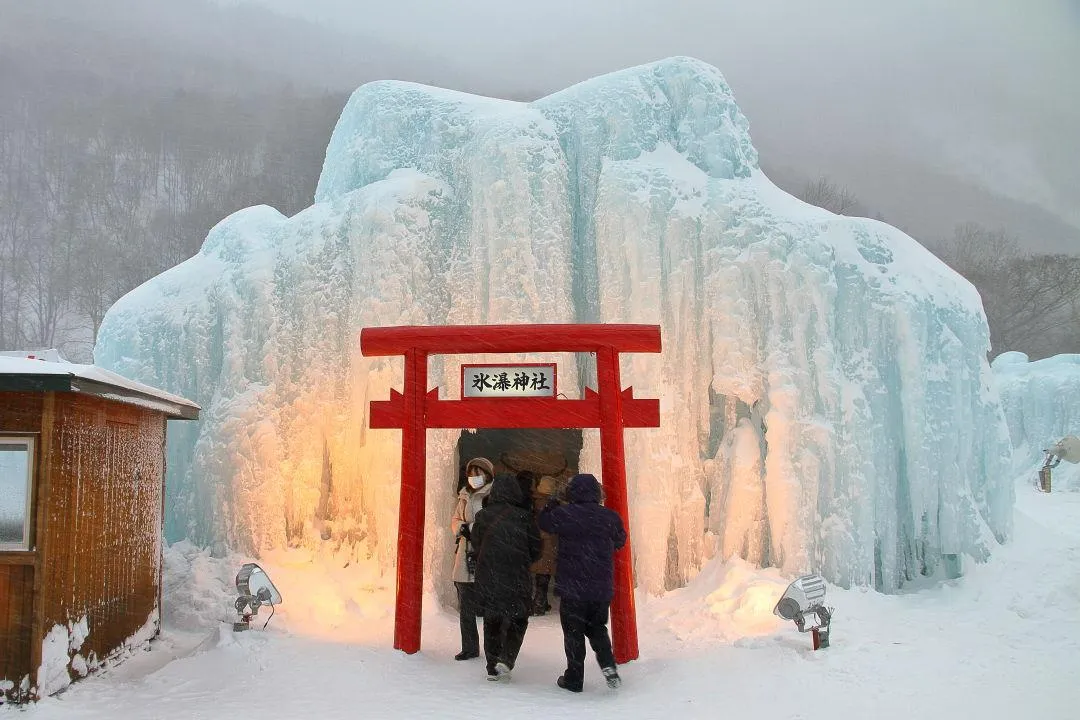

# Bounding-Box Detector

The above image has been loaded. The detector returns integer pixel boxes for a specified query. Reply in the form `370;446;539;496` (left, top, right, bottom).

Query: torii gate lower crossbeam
360;324;661;664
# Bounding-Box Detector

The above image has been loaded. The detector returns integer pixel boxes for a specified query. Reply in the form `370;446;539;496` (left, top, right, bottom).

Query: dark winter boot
557;675;582;693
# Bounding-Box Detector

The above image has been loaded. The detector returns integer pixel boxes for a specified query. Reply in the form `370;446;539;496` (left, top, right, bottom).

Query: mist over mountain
0;0;473;95
246;0;1080;253
0;0;1076;361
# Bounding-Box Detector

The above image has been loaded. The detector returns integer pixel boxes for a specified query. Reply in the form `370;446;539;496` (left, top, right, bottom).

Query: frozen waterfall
993;352;1080;490
95;56;1014;594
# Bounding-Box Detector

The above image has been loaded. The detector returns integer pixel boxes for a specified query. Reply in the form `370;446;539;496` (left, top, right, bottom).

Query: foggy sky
244;0;1080;243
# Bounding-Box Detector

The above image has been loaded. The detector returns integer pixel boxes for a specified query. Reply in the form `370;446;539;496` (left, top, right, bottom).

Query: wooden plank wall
37;393;166;679
0;392;43;700
0;565;35;700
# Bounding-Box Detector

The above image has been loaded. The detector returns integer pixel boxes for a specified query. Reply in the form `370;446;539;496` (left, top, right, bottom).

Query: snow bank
95;56;1013;594
161;541;242;631
34;611;152;699
159;541;394;643
645;558;790;647
36;621;81;697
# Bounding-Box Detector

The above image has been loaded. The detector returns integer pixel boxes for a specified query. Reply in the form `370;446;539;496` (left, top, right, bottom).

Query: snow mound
161;541;243;631
95;56;1012;594
646;558;790;646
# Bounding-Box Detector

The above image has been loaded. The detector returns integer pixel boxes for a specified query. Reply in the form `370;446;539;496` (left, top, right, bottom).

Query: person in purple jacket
539;473;627;692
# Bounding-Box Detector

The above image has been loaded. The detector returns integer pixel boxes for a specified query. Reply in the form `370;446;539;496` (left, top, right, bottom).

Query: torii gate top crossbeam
360;324;661;356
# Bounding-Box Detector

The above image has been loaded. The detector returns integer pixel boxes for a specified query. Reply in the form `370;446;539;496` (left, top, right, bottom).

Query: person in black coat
472;473;541;681
514;470;536;510
539;473;627;692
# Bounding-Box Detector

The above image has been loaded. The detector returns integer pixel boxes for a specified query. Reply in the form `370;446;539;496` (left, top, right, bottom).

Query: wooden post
1039;466;1052;493
595;346;639;663
29;392;56;699
394;349;428;653
157;416;168;640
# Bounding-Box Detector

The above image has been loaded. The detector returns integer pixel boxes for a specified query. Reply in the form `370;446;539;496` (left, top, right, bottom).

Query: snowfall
5;57;1079;717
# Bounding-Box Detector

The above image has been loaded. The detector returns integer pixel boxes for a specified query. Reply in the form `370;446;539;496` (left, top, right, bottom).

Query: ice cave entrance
454;428;583;620
361;323;662;663
456;428;583;596
456;428;584;491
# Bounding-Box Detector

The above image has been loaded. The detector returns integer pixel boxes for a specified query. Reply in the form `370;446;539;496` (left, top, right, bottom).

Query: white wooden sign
461;363;557;398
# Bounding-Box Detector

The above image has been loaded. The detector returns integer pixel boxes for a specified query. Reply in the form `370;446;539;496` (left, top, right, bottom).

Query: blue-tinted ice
95;58;1013;592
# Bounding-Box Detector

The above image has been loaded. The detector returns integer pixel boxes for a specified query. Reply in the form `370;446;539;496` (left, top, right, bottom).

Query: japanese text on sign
461;364;556;398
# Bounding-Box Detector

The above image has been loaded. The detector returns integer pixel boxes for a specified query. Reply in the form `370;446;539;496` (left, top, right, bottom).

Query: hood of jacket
488;473;524;506
535;475;558;497
567;473;602;504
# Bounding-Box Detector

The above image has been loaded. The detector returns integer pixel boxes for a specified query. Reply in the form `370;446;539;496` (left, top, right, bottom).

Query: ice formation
992;352;1080;489
95;57;1013;594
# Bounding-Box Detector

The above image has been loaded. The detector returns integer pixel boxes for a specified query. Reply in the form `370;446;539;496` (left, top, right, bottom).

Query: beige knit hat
465;457;494;479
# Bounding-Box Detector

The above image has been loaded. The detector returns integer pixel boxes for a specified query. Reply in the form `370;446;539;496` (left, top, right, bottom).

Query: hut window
0;436;33;550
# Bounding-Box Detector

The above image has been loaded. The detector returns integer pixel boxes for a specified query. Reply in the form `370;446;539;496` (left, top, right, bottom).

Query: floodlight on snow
233;563;282;632
773;573;833;650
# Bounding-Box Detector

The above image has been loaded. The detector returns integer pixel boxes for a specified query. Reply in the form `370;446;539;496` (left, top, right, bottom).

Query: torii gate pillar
595;344;635;658
361;324;661;664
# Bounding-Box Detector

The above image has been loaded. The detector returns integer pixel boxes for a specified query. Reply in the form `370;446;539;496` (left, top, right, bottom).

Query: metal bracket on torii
360;323;661;664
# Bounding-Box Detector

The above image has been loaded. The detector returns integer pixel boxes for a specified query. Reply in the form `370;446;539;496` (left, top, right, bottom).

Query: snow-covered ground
7;468;1078;720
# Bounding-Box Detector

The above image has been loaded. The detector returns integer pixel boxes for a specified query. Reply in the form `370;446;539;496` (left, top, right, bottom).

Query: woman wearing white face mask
451;456;494;660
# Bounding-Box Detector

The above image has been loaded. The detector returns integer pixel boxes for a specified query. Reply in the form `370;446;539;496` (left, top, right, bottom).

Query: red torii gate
360;323;661;663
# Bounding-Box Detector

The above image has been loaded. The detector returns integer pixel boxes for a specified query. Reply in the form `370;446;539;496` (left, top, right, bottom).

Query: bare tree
0;73;344;356
935;222;1019;273
985;254;1080;356
800;176;862;215
935;223;1080;358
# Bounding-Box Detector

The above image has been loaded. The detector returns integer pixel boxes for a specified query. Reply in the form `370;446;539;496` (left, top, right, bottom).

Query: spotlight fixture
773;573;832;649
233;563;282;631
1039;435;1080;493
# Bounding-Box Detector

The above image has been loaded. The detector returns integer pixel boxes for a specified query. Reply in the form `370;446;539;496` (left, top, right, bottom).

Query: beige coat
450;482;492;583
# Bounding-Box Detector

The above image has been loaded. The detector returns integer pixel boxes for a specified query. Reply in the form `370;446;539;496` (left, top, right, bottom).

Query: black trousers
533;574;552;612
559;599;616;689
482;615;529;672
456;582;480;654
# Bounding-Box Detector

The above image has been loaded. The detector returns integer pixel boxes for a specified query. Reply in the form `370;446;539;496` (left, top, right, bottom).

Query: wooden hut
0;355;199;703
